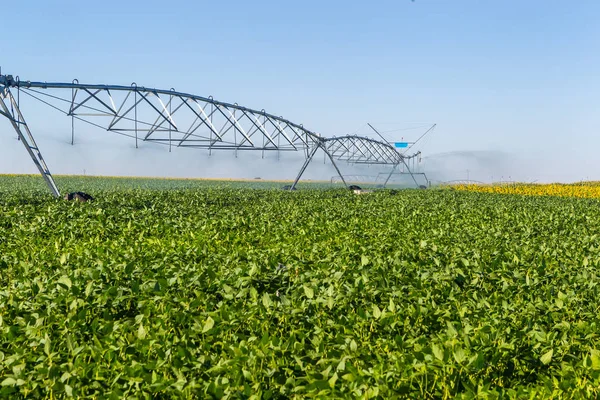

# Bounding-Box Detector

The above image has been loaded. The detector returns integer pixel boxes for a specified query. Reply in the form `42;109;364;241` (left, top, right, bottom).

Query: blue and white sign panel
394;142;409;148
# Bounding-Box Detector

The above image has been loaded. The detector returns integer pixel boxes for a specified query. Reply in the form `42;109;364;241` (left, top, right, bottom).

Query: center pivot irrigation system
0;72;435;196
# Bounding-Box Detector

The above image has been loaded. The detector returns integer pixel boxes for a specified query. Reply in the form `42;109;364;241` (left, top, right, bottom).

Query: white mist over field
0;118;593;186
421;151;591;185
0;123;398;184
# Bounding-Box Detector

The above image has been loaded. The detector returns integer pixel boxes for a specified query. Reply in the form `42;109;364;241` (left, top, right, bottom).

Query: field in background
0;174;412;194
2;175;600;397
0;174;332;192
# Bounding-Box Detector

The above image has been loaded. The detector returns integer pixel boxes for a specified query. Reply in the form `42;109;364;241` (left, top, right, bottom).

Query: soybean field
1;176;600;398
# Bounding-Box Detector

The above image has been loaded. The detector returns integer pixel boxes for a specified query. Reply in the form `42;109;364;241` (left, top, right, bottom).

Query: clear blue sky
2;0;599;182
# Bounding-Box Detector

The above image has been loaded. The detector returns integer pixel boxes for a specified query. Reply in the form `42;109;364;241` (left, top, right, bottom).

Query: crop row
1;177;600;398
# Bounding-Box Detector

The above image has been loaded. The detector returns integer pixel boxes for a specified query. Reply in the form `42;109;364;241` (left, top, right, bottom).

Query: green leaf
469;352;485;370
328;373;338;389
60;372;71;383
137;324;147;340
85;281;94;297
303;285;314;299
591;350;600;370
446;321;458;338
202;316;215;333
388;298;396;313
350;339;357;352
361;255;370;266
57;275;72;289
555;298;564;308
1;378;16;386
44;334;51;356
540;349;553;365
453;347;466;363
372;304;381;319
327;296;334;309
432;343;444;361
262;292;272;309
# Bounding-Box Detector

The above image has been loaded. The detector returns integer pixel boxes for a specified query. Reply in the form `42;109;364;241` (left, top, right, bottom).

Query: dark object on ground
276;263;288;273
64;192;94;202
348;185;362;191
419;185;428;190
282;185;296;191
454;274;466;289
389;189;399;195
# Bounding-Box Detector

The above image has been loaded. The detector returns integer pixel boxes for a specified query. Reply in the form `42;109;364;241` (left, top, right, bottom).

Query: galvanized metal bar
80;88;117;115
108;90;144;130
241;110;277;148
10;79;324;142
68;89;100;115
136;91;177;130
144;93;186;140
266;116;297;149
400;158;420;188
322;145;348;188
290;143;320;190
0;73;426;192
235;111;265;146
177;99;222;145
0;88;60;197
214;104;254;147
383;163;398;187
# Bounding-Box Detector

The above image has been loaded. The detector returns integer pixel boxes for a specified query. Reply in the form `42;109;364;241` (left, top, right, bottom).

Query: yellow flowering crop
452;182;600;199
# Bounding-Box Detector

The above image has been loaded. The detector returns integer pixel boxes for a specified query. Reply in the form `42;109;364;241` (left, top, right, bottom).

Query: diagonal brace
0;88;60;197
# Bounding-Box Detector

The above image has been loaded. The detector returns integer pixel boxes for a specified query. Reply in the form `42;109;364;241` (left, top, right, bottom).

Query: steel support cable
21;87;163;131
18;88;156;142
11;80;324;144
22;87;290;147
1;74;428;197
378;124;432;134
8;77;407;163
24;87;109;115
401;124;436;154
22;87;226;146
22;82;396;156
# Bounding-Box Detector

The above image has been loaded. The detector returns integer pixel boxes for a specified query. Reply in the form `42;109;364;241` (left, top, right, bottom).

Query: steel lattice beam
0;73;428;195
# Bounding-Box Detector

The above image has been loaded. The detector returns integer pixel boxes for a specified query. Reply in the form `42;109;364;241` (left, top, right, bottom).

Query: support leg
0;88;61;197
290;143;320;190
401;158;421;188
322;146;348;188
383;163;398;188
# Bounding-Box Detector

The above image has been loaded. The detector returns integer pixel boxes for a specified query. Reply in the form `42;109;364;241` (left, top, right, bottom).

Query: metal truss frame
0;85;60;196
330;170;430;187
0;73;424;196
